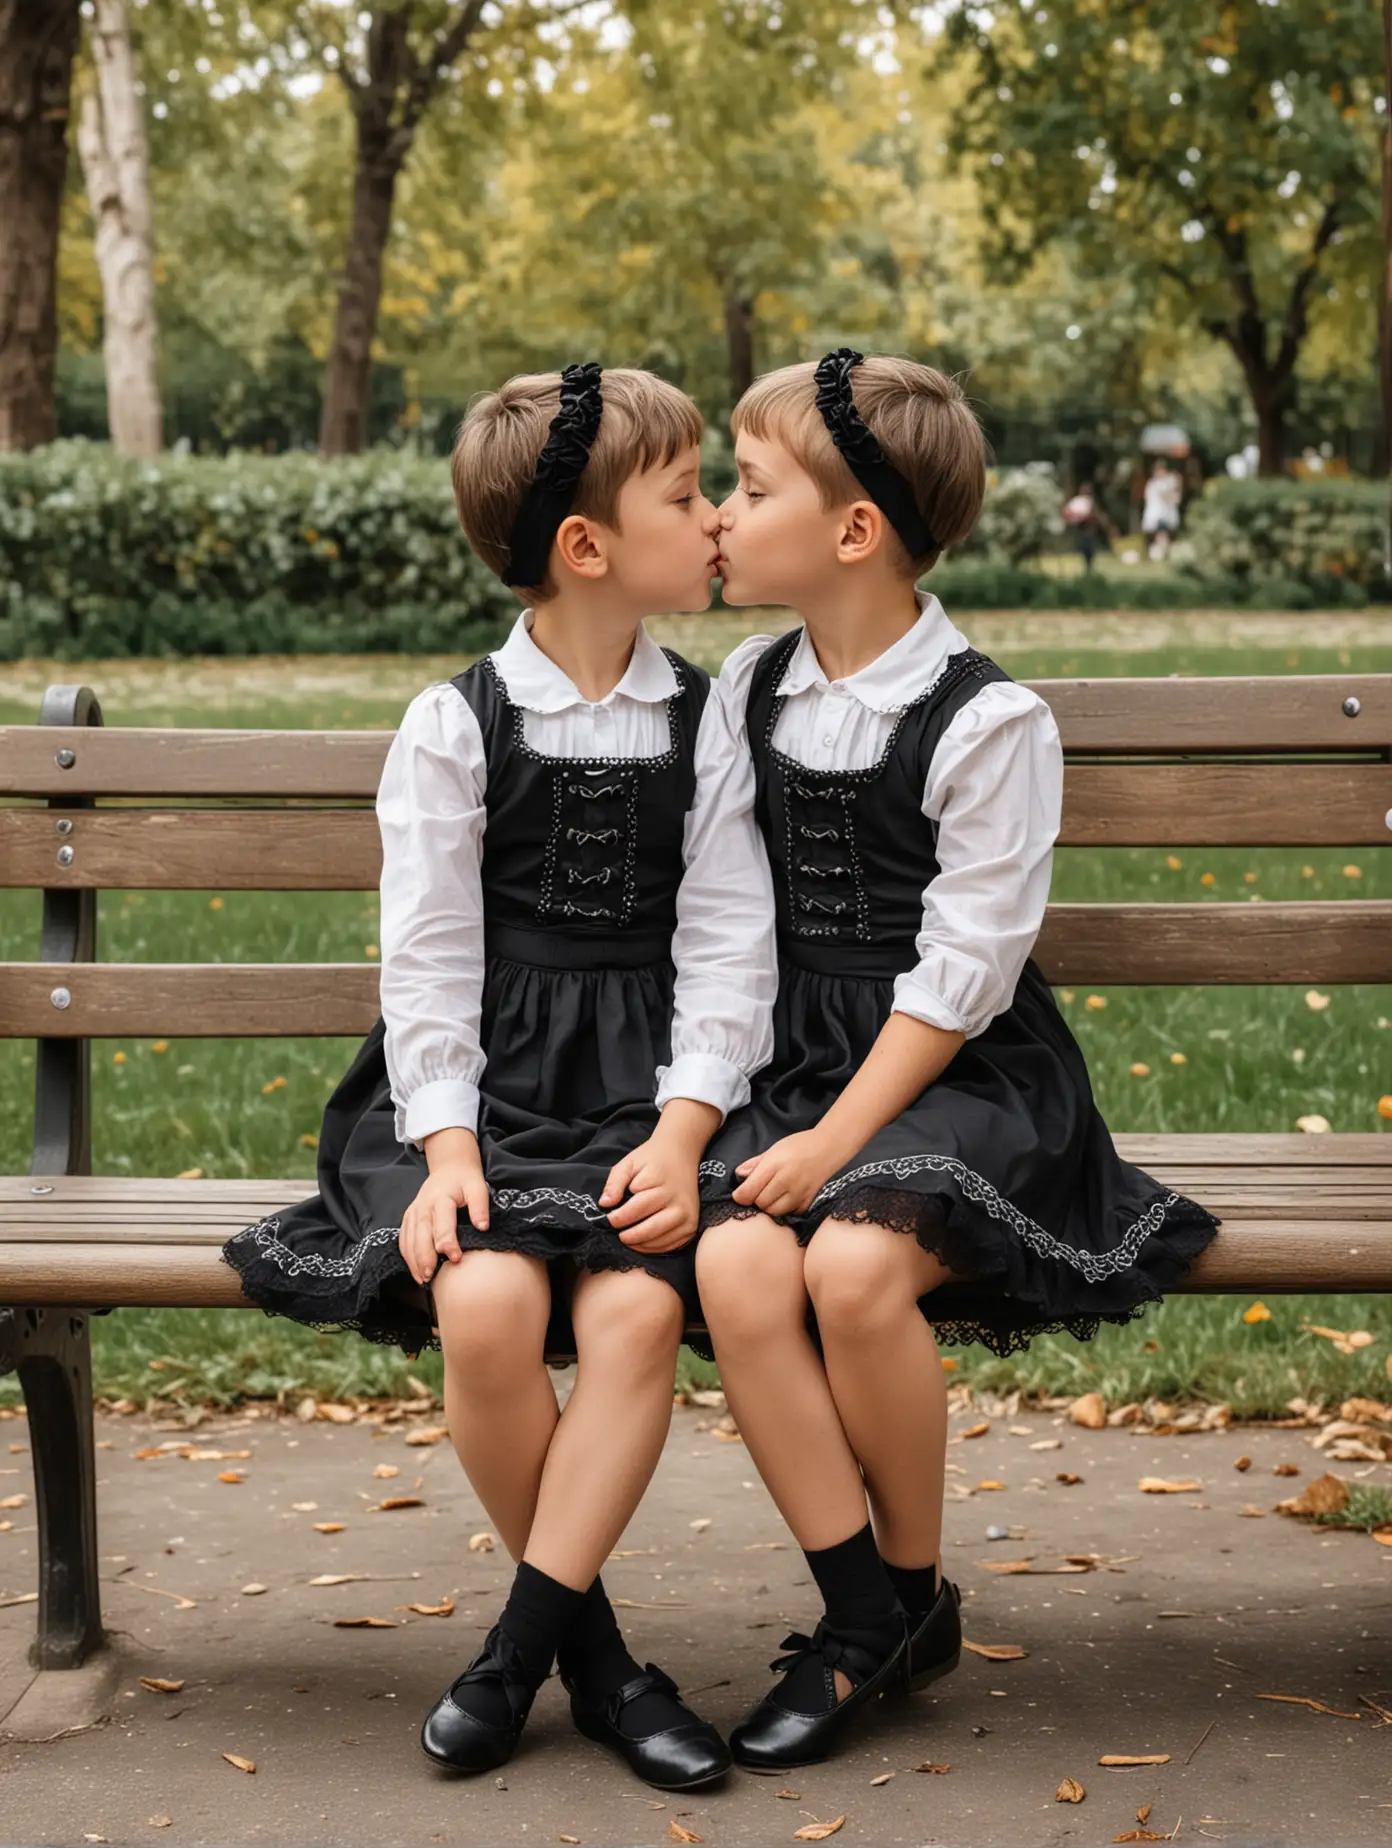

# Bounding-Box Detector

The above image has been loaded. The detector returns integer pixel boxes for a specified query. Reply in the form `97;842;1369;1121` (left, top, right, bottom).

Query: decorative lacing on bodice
761;641;996;947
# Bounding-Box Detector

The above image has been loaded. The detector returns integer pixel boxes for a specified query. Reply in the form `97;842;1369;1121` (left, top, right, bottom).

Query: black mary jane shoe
420;1625;540;1773
906;1577;963;1693
730;1618;908;1772
566;1663;732;1791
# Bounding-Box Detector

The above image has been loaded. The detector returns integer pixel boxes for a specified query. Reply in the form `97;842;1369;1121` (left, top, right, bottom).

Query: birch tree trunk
77;0;161;455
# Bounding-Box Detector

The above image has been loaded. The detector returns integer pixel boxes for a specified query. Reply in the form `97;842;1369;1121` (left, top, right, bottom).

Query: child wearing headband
687;351;1218;1767
225;365;775;1789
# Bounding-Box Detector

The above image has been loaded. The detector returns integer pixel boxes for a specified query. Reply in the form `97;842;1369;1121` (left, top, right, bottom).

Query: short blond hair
451;368;704;600
732;356;985;575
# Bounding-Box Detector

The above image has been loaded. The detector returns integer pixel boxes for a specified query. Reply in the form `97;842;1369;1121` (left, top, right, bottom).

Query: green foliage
956;465;1065;566
1180;477;1389;596
927;560;1355;612
0;441;513;658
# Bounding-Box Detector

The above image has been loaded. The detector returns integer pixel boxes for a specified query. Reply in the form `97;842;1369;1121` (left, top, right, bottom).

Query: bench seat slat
4;678;1388;798
3;1219;1390;1302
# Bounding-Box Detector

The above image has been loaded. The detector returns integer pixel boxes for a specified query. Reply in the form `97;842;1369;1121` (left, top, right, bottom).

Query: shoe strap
451;1624;541;1716
601;1662;682;1723
770;1617;902;1690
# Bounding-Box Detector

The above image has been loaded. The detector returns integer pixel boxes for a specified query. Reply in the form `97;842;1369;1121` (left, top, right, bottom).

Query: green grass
2;609;1390;1413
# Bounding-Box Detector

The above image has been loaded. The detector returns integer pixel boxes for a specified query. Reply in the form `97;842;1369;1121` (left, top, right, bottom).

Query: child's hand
399;1131;489;1285
601;1100;720;1254
732;1129;849;1219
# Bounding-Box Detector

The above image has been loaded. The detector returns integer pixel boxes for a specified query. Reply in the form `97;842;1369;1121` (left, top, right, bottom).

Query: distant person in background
1061;480;1110;573
1141;459;1182;561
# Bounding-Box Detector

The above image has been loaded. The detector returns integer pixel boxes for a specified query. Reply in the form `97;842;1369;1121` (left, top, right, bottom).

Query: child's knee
804;1219;913;1333
696;1214;807;1339
573;1265;683;1367
434;1251;548;1385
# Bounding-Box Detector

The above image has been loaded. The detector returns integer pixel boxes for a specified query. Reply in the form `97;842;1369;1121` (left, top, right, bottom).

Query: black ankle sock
497;1561;585;1686
557;1579;680;1739
884;1560;940;1619
805;1524;902;1634
776;1525;904;1716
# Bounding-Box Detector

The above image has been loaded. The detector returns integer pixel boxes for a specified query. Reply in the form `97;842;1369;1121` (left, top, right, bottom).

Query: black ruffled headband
501;362;604;587
813;348;935;559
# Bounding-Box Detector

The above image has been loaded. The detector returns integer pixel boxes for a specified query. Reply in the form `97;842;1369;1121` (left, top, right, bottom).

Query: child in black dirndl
223;366;776;1788
692;352;1220;1768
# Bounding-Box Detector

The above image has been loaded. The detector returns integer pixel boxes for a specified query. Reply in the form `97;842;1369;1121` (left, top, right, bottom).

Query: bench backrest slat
2;675;1387;799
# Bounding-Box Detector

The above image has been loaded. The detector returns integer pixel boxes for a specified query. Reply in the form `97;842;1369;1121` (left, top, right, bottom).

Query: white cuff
891;977;974;1039
401;1079;481;1146
655;1053;751;1123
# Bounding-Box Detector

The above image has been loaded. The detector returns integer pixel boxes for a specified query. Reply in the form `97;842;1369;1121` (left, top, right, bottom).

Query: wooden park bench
2;671;1391;1673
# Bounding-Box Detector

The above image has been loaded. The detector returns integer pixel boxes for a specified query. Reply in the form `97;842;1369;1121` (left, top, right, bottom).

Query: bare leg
432;1249;558;1560
804;1217;950;1571
522;1266;684;1590
696;1214;867;1550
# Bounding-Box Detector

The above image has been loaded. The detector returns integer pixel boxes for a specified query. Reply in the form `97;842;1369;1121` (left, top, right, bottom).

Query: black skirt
699;956;1219;1357
223;949;701;1356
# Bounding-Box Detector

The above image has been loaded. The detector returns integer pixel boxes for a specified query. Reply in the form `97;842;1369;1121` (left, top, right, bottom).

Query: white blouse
720;591;1062;1039
377;613;777;1147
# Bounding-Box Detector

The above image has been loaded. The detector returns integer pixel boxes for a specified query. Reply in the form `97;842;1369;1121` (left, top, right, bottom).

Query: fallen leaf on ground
372;1496;424;1512
1031;1438;1062;1450
667;1822;702;1843
1099;1754;1170;1767
217;1472;244;1485
610;1598;691;1609
1055;1777;1085;1803
313;1523;345;1534
468;1532;496;1553
0;1493;27;1509
1112;1832;1168;1842
149;1818;172;1829
913;1762;950;1774
291;1501;318;1512
776;1790;801;1800
711;1429;743;1443
960;1421;990;1439
139;1678;184;1694
308;1573;368;1586
1138;1478;1201;1494
319;1404;356;1424
869;1772;895;1786
559;1837;580;1844
977;1480;1005;1491
1240;1504;1267;1518
792;1820;845;1842
1371;1527;1392;1547
1056;1472;1083;1486
404;1426;448;1447
1234;1457;1252;1472
1276;1473;1348;1518
1273;1463;1300;1477
964;1641;1028;1660
127;1584;197;1610
1070;1393;1106;1429
397;1599;454;1617
372;1464;400;1480
222;1754;256;1774
977;1559;1035;1575
82;1832;107;1841
689;1518;712;1533
1242;1302;1272;1325
242;1584;267;1596
1256;1693;1361;1719
333;1616;396;1629
0;1591;37;1608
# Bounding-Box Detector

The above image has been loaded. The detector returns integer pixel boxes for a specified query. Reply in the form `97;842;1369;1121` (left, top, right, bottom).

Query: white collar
777;591;963;714
491;611;678;714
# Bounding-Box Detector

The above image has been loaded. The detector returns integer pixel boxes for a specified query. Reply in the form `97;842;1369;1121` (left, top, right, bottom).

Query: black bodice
452;648;709;958
746;630;1011;973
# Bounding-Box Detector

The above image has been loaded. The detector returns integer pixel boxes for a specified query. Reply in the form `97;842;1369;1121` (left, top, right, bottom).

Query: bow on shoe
599;1662;681;1727
450;1626;535;1712
770;1621;852;1678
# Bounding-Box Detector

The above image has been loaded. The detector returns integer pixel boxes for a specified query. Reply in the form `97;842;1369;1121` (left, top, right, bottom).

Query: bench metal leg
0;1307;103;1669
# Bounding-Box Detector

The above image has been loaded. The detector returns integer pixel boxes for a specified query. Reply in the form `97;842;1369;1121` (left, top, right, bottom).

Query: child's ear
553;513;608;581
836;499;888;565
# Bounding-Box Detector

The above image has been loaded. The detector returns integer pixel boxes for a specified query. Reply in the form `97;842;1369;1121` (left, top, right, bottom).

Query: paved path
2;1395;1390;1845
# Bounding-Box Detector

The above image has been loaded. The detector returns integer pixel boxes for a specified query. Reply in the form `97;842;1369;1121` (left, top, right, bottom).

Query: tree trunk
318;148;400;457
0;0;81;451
722;289;756;405
76;0;161;455
1254;392;1286;478
1381;0;1392;482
